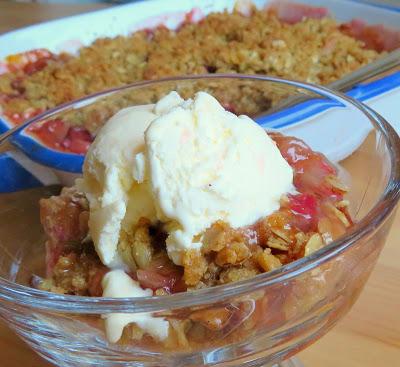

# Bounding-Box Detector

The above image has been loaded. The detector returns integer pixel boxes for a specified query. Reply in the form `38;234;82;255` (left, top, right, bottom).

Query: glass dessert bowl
0;75;399;367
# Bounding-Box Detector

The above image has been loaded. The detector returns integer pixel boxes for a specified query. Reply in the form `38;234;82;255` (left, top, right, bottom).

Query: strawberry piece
29;119;69;146
23;58;50;75
270;132;339;200
340;19;400;52
288;193;319;232
293;155;339;199
29;121;93;154
63;138;91;154
288;193;317;217
6;49;54;74
67;127;93;142
270;1;328;25
269;132;311;166
62;127;93;154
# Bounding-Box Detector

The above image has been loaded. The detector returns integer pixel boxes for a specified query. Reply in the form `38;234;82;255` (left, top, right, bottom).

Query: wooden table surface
0;2;399;366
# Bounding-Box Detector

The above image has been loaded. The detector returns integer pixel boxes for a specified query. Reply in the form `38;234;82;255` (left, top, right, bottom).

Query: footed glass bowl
0;75;399;367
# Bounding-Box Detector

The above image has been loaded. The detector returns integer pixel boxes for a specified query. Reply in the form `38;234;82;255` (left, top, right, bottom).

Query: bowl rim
0;74;399;314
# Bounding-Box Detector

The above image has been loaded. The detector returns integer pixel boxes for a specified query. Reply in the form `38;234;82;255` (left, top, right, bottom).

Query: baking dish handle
0;150;58;193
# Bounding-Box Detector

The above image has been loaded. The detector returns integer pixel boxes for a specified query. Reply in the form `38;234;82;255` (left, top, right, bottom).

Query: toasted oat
318;217;335;245
321;232;333;245
267;236;289;251
155;288;169;296
295;232;307;245
335;200;350;209
325;174;349;192
257;248;282;272
183;249;208;286
272;39;287;49
327;203;351;227
271;228;292;243
203;221;245;254
304;233;323;256
335;210;351;227
292;231;307;254
38;278;66;295
215;241;251;266
202;261;221;285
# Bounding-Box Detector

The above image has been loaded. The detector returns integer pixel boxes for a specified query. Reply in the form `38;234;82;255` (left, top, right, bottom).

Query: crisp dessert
1;1;399;153
38;91;352;347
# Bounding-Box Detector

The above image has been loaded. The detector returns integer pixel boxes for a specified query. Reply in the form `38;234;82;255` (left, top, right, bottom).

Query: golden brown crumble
38;248;106;296
257;248;282;272
0;9;382;131
182;249;208;286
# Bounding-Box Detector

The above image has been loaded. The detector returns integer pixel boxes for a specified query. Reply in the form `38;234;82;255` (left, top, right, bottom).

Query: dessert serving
0;73;398;367
38;91;351;347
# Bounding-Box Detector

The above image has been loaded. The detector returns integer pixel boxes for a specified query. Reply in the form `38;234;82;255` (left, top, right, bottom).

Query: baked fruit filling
36;91;352;346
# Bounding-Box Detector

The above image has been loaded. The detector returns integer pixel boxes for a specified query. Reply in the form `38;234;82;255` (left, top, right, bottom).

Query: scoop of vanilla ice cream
102;270;169;343
145;92;294;263
79;93;185;268
81;91;293;268
78;105;158;267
